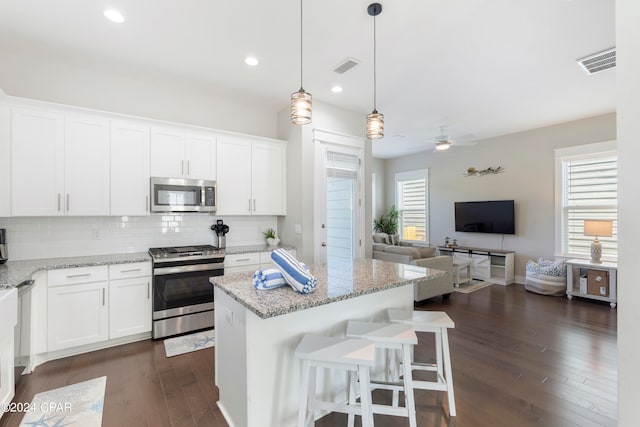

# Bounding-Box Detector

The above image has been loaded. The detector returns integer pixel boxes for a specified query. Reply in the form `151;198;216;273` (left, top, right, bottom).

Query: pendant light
290;0;312;125
366;3;384;139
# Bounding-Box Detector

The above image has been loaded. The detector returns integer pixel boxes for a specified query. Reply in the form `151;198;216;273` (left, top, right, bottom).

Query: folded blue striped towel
253;268;287;290
253;264;309;290
271;248;317;294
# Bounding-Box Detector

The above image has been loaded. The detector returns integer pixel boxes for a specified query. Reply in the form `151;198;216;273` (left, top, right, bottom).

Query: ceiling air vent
577;48;616;75
333;58;360;74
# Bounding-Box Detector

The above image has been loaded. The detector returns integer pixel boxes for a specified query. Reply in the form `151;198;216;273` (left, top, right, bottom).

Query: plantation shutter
564;154;617;258
396;170;428;242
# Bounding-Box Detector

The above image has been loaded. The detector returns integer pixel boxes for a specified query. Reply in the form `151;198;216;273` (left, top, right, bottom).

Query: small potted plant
263;228;280;246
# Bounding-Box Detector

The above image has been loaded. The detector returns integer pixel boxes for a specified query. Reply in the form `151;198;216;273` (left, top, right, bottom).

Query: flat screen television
454;200;515;234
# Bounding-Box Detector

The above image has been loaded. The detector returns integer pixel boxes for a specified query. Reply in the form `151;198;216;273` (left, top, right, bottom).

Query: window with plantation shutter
555;142;617;260
395;169;428;243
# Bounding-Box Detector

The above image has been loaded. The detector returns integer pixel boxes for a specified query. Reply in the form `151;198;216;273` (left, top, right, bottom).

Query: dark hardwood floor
1;284;617;427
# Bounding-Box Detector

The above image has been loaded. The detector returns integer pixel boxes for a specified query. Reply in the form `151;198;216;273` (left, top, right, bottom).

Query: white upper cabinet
252;140;286;215
64;114;110;215
11;107;65;216
216;136;253;215
12;108;111;216
150;126;216;180
110;120;150;216
0;105;10;217
216;135;286;215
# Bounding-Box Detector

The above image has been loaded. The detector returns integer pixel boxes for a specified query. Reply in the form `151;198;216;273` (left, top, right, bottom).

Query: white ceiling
0;0;615;158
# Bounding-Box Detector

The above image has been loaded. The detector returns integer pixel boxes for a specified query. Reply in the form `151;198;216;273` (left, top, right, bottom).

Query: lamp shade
584;220;613;237
290;89;312;125
366;110;384;139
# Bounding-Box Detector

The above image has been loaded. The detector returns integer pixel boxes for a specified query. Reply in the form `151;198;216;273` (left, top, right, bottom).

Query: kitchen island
211;258;445;427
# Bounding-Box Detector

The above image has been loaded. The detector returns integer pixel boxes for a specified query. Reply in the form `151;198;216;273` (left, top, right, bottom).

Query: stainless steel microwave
150;177;216;213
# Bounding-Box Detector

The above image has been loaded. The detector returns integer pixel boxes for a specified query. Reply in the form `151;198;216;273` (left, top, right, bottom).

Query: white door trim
313;129;365;264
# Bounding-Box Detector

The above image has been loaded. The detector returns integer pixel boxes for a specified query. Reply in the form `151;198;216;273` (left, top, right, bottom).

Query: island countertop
210;258;445;319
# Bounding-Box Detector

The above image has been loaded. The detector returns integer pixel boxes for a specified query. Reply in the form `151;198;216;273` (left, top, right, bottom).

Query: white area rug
455;280;494;294
19;376;106;427
164;329;215;357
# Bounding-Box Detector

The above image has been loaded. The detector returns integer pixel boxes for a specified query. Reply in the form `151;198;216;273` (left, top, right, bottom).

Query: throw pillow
389;234;400;245
384;245;422;259
372;233;390;244
417;247;436;258
372;242;388;252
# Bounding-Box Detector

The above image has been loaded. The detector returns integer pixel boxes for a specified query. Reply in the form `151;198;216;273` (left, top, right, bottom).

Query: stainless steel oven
149;245;224;339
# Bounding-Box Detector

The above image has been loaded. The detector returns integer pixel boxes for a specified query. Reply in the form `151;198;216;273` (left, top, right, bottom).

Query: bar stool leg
348;370;357;427
358;365;374;427
390;348;400;407
298;360;311;427
401;343;417;427
435;329;443;380
442;329;456;417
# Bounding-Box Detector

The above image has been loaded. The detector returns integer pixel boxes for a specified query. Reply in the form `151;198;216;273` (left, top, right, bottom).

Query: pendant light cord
300;0;304;89
373;12;377;110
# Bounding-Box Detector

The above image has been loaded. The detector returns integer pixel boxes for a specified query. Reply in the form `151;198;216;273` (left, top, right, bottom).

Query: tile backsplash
0;215;277;261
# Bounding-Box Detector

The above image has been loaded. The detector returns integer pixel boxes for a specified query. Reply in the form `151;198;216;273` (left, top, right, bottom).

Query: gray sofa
372;235;454;302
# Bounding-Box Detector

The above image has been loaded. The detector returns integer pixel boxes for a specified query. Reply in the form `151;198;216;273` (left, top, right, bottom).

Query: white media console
437;246;515;285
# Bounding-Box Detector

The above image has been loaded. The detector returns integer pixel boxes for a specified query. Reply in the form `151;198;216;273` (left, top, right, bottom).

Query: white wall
277;100;368;263
0;46;277;139
384;113;616;280
371;157;386;221
616;1;640;424
0;215;277;260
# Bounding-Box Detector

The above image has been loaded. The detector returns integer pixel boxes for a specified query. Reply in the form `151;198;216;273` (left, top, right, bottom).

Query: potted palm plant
373;205;399;235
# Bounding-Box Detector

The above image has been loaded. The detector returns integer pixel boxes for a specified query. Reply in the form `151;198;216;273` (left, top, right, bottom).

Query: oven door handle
154;263;224;276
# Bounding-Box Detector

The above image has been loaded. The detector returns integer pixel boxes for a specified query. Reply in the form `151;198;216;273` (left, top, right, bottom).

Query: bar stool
386;309;456;417
294;334;375;427
345;321;418;427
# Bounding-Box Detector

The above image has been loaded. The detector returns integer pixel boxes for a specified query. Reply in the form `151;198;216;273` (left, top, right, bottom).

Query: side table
565;258;617;308
452;258;472;288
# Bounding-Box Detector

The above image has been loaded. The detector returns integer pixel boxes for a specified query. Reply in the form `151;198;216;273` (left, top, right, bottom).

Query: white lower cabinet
46;263;151;353
224;249;297;275
47;281;109;352
109;263;152;339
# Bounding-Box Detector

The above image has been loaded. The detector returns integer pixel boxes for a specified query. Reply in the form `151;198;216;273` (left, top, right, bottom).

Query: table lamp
583;220;613;263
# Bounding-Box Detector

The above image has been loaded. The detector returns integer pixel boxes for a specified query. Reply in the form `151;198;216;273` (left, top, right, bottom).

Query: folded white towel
271;248;317;294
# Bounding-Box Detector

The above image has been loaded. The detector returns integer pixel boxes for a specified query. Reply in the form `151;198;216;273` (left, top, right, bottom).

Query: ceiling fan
432;127;476;152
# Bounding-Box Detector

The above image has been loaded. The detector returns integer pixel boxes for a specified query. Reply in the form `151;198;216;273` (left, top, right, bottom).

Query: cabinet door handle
181;160;185;175
66;194;70;212
147;282;150;299
248;198;251;212
120;268;142;273
187;160;190;175
57;193;61;212
236;258;251;262
102;288;106;306
146;196;149;211
66;273;91;278
253;199;256;212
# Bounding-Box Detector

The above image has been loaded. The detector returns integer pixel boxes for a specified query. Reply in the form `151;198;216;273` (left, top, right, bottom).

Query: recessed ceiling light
244;56;259;66
331;86;343;93
103;9;125;23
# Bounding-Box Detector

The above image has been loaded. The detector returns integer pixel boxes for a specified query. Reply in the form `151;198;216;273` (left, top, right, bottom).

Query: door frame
313;129;365;264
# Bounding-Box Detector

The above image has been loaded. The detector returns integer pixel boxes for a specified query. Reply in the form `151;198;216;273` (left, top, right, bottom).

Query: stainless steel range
149;244;224;339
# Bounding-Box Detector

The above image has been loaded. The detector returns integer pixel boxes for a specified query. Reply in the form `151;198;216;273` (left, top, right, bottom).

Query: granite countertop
0;252;151;288
211;258;446;319
0;243;296;288
224;243;296;255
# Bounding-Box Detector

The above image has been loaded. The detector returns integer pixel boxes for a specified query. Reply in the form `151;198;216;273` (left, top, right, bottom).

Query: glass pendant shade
366;110;384;139
290;88;312;125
